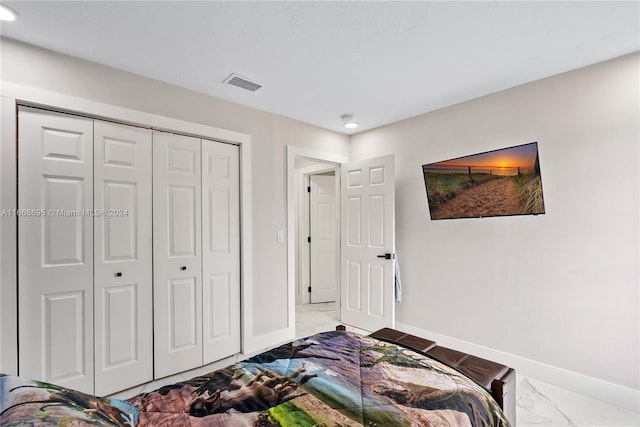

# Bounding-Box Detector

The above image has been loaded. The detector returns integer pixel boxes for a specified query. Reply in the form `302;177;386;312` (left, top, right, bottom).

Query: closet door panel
154;131;203;378
94;121;153;395
18;107;94;394
169;185;197;256
44;292;86;379
202;142;241;364
169;278;199;348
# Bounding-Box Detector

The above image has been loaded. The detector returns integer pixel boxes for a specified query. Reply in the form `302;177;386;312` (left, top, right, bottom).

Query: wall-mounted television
422;142;545;220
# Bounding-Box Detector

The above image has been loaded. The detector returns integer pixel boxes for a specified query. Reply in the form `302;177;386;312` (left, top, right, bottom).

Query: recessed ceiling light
0;4;17;21
341;114;358;129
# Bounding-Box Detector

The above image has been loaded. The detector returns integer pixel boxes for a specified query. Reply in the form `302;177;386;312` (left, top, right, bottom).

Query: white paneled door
153;131;203;378
340;154;395;332
310;174;337;303
17;107;243;392
93;121;153;395
18;107;95;394
202;141;241;364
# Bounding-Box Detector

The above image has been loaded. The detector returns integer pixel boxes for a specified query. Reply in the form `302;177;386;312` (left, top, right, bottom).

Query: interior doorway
286;147;347;321
295;161;339;305
287;147;396;334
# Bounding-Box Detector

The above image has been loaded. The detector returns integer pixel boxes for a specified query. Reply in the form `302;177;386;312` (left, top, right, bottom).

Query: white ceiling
1;1;638;134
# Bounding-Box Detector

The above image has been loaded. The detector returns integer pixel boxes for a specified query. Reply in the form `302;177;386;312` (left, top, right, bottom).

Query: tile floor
296;302;640;427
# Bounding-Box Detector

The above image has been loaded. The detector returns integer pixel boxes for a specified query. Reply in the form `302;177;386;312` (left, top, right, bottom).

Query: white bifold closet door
18;108;95;394
18;108;240;389
93;121;153;395
153;131;240;378
201;141;241;364
153;131;203;378
18;108;153;395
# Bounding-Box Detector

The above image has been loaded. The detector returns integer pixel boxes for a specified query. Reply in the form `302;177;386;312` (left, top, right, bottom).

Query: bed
1;329;514;427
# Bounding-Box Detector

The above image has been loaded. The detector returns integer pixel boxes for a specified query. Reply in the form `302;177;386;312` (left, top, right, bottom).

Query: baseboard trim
395;322;639;412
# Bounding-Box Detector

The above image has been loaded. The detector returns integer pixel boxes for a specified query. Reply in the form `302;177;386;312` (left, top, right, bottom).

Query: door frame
286;147;348;320
0;84;254;373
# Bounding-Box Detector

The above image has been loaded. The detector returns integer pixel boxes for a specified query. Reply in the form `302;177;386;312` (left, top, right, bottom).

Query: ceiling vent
223;73;262;92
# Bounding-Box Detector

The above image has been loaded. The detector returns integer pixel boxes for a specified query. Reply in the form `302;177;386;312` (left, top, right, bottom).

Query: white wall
0;38;349;356
350;53;639;396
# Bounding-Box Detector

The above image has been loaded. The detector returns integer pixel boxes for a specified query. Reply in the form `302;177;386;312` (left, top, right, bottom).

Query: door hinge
307;186;311;192
308;236;311;243
308;286;311;293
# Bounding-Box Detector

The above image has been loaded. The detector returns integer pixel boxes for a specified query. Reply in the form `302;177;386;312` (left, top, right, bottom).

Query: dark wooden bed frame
336;326;516;425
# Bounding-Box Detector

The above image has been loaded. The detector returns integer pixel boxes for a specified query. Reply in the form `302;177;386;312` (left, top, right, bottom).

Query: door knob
377;253;395;260
115;272;122;277
180;266;187;271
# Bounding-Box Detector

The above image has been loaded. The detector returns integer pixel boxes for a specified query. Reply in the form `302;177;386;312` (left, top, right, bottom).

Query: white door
93;121;153;395
201;141;241;364
340;154;395;332
153;131;203;378
310;174;337;303
18;107;95;394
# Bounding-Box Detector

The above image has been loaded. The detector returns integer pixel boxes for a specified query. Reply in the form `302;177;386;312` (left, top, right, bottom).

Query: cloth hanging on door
394;249;402;303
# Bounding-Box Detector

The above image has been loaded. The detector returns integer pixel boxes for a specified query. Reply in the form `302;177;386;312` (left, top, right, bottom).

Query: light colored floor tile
294;304;371;339
517;377;639;427
296;301;336;312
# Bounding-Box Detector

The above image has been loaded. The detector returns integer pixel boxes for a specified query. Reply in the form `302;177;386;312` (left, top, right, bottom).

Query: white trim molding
0;96;18;374
396;322;640;412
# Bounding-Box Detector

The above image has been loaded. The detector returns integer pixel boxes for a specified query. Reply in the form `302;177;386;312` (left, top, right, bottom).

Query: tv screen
422;142;545;220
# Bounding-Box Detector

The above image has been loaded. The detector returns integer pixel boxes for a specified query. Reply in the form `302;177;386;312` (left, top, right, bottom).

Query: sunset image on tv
422;142;545;220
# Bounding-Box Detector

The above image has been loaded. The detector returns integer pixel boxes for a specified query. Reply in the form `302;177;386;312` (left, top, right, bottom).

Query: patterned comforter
0;374;138;426
129;331;510;426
